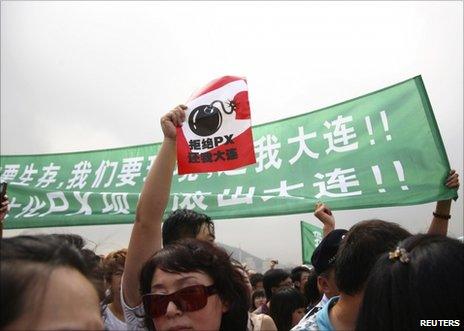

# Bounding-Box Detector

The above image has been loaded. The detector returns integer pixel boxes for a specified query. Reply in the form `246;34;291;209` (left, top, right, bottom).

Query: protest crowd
0;105;462;331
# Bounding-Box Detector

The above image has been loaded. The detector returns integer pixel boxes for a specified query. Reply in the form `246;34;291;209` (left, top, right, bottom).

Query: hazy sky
1;1;463;265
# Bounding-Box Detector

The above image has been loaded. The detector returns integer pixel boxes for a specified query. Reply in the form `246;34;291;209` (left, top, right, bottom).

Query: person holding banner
293;170;459;331
121;105;187;325
121;106;251;330
313;202;335;238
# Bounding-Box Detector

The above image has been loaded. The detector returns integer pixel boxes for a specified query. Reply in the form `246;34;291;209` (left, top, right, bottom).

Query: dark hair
250;288;267;310
356;234;464;331
48;233;86;249
139;239;249;331
291;266;310;287
249;273;264;289
263;268;290;300
335;220;411;295
303;268;321;307
162;209;214;246
47;233;106;300
0;235;89;328
269;287;307;331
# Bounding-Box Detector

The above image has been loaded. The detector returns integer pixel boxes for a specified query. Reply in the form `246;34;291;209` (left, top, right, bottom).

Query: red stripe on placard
177;127;256;175
188;76;246;101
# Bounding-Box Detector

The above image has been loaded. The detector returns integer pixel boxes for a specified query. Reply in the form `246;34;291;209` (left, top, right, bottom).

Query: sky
1;1;463;266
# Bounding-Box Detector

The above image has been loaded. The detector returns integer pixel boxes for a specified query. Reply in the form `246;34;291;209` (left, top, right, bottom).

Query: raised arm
314;202;335;237
427;170;459;236
122;105;186;307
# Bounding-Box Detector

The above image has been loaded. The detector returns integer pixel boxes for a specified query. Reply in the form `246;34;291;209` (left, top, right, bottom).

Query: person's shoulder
119;285;146;330
291;312;319;331
260;314;277;331
253;303;266;315
249;313;277;331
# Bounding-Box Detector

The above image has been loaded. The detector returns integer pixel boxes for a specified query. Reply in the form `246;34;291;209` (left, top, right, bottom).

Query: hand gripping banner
176;76;256;175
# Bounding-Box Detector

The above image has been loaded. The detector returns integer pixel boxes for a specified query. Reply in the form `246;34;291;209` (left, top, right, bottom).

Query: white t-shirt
120;286;147;331
102;305;128;331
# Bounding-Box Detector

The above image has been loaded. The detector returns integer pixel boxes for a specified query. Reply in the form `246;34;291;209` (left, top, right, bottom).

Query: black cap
311;229;348;274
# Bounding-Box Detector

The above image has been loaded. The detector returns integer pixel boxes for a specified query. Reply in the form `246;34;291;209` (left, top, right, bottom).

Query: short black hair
269;287;307;331
335;220;411;295
263;268;290;300
356;234;464;331
249;273;264;289
290;266;310;285
250;288;266;310
161;209;214;246
1;235;89;328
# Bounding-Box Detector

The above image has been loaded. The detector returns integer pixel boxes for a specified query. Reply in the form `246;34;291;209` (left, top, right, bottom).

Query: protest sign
0;76;457;229
300;221;323;264
177;76;256;174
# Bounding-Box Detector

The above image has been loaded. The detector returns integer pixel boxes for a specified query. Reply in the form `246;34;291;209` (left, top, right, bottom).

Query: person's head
303;268;322;307
336;220;411;296
103;248;127;303
139;239;249;331
0;235;103;330
49;233;86;249
47;233;106;300
311;229;347;299
249;273;264;291
290;266;311;292
356;234;464;331
162;209;215;246
251;289;267;311
263;268;292;301
269;287;307;331
233;262;252;301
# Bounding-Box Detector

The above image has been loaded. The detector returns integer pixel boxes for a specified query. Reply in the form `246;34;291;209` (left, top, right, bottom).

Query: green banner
1;76;457;229
300;222;323;264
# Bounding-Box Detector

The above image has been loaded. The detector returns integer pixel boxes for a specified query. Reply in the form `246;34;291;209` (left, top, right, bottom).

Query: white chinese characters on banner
0;108;412;220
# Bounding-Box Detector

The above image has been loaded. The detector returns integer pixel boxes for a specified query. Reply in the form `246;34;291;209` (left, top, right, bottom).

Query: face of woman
253;296;266;309
150;269;228;331
5;266;103;331
291;307;306;327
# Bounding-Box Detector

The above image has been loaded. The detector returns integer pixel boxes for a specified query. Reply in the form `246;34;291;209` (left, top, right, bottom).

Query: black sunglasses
142;284;217;318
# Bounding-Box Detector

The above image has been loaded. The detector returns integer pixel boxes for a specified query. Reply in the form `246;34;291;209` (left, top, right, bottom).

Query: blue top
315;296;339;331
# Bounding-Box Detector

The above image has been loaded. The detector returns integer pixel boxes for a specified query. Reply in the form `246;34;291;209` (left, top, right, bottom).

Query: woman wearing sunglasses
139;238;250;330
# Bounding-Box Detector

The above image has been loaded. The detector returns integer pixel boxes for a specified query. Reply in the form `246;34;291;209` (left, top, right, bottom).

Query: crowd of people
1;105;462;331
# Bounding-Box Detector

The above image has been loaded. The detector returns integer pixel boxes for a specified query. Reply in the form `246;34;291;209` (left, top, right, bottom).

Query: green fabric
0;76;456;229
300;222;323;264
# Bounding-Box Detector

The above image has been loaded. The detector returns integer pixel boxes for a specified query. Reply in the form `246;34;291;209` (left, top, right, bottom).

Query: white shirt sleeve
120;282;147;331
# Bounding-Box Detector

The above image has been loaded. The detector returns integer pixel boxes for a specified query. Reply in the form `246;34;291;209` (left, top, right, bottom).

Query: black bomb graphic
188;100;237;136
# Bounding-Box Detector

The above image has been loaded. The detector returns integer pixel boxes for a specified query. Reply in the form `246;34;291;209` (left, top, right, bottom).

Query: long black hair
139;238;249;331
356;234;464;331
269;287;307;331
